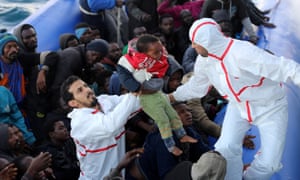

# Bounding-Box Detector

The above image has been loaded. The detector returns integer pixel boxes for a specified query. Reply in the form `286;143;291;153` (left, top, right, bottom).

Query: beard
7;52;18;62
90;97;98;107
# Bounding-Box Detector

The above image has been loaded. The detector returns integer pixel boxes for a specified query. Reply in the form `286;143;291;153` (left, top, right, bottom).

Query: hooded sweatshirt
13;24;36;53
59;33;79;50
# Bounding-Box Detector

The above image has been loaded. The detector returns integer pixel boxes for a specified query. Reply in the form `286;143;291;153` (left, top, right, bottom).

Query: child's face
168;71;182;92
146;41;163;60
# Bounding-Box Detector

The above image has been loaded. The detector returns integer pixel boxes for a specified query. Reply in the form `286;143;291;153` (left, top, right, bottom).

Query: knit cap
86;39;109;56
0;33;18;55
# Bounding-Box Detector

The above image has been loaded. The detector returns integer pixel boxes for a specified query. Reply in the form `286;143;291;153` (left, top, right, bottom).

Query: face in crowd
67;79;98;108
2;41;19;63
21;27;37;52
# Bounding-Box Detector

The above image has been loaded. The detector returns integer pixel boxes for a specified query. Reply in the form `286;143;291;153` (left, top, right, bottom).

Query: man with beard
60;75;140;180
0;123;23;161
13;24;52;142
0;33;54;105
168;18;300;180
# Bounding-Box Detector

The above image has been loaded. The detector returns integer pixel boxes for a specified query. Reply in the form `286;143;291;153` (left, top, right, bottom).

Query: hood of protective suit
189;18;230;57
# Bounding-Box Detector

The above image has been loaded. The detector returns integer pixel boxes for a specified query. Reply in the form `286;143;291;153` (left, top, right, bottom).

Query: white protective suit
172;18;300;180
68;94;140;180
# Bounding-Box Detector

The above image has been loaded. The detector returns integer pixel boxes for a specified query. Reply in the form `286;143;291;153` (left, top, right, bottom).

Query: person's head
85;39;109;66
0;124;21;154
107;42;122;64
7;125;22;152
59;33;80;50
152;32;167;48
133;26;147;38
172;102;193;126
163;57;184;93
91;28;101;39
14;24;38;52
92;69;113;94
60;75;97;109
189;18;224;57
74;22;93;44
136;34;163;60
44;117;69;144
168;70;183;92
180;9;194;26
116;0;124;7
159;14;174;35
10;126;25;152
0;33;19;63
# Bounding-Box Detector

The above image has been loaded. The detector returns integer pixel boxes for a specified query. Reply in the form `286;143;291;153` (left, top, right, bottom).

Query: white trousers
215;98;288;180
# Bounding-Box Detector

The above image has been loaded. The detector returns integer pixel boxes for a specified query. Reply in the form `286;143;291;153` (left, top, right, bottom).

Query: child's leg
140;93;181;155
162;93;198;143
140;93;173;139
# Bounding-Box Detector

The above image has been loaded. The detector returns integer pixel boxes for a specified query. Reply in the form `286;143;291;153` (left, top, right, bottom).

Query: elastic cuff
163;136;176;152
39;51;51;64
174;127;186;139
41;65;49;71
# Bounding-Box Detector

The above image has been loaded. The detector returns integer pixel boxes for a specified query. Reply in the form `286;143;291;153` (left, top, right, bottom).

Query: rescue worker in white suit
60;75;141;180
168;18;300;180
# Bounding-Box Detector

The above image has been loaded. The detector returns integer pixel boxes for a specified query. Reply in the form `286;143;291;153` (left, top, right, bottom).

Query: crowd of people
2;0;297;179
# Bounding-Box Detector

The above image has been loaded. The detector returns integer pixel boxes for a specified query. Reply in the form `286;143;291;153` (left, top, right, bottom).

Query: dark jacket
13;24;52;140
200;0;249;34
137;126;210;180
37;139;80;180
48;45;87;109
182;46;197;73
126;0;159;39
59;33;78;50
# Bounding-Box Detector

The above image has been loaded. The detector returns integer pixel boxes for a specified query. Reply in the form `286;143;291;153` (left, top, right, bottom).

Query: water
0;0;48;31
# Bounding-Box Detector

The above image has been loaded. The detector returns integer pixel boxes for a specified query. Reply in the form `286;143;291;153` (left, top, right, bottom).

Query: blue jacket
0;86;35;144
80;0;115;12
